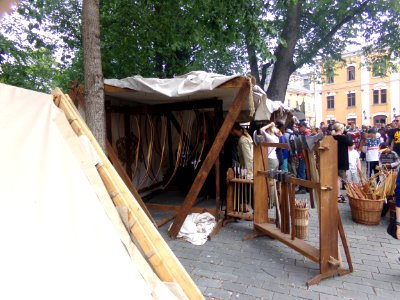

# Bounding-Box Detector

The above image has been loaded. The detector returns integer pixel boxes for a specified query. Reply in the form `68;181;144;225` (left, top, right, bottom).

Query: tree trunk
245;35;261;86
82;0;106;150
266;1;302;101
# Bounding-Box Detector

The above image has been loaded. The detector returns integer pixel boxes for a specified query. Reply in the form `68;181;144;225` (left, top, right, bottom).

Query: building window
327;75;334;84
287;99;291;107
373;90;379;104
327;95;334;109
347;92;356;107
347;66;355;81
381;89;387;103
373;89;387;104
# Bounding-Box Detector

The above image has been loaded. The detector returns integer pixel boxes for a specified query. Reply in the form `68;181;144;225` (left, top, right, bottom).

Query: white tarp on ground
0;84;157;300
170;213;216;246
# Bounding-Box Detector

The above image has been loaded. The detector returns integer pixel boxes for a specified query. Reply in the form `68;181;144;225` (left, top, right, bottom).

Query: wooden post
253;144;269;224
318;136;339;274
168;82;250;238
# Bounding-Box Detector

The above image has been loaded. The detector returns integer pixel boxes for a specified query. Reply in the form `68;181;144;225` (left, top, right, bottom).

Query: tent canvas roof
104;71;249;111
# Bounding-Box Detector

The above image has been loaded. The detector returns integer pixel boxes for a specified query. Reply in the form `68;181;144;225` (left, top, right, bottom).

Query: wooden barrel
294;207;309;240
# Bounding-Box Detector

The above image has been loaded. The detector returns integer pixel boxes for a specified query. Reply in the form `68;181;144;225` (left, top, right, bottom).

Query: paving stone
342;282;374;294
308;284;338;296
289;287;319;300
160;187;396;299
245;287;273;299
337;288;368;299
205;287;233;300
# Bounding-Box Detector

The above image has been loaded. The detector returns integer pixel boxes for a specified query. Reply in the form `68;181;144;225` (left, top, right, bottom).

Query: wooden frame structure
103;77;251;237
247;137;353;286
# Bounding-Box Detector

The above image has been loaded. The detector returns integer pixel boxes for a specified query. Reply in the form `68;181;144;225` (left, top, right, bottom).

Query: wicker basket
294;207;309;239
348;195;384;225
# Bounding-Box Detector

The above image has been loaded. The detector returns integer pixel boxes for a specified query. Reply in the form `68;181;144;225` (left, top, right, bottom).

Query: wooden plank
260;142;289;149
254;223;320;263
253;145;269;224
157;214;176;228
318;136;339;274
108;98;222;115
229;178;254;184
257;171;319;189
147;203;217;215
217;76;248;89
104;84;134;94
281;180;290;234
168;82;250;237
105;140;157;227
226;169;234;218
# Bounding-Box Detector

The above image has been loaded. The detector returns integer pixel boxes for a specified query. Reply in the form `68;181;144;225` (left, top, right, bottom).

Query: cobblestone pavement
159;191;400;300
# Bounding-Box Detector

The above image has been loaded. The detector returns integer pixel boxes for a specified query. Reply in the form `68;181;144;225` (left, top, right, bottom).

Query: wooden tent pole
105;140;157;227
52;89;204;300
168;81;250;238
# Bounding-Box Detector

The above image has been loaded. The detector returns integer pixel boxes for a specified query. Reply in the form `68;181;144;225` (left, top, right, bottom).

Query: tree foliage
1;0;399;99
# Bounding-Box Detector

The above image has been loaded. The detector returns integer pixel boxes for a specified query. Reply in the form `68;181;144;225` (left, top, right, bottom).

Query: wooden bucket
348;195;384;225
294;207;309;240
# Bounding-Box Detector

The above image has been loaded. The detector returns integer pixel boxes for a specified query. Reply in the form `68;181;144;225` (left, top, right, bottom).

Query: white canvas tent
0;83;202;300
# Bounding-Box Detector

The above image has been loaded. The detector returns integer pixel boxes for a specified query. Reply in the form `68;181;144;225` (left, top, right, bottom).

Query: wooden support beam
105;140;157;227
318;136;339;275
168;82;250;238
107;98;222;115
254;223;320;263
147;203;217;215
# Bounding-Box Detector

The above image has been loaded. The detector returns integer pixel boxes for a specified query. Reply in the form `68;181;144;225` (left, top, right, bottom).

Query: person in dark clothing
388;120;400;156
331;122;354;203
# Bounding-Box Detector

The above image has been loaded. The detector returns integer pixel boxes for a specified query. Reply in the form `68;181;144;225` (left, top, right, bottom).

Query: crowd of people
227;116;400;239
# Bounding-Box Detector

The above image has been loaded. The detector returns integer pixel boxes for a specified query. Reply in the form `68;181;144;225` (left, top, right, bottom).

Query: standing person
348;144;361;184
259;122;279;170
394;167;400;239
230;122;253;178
296;121;311;194
230;122;253;212
378;142;400;170
363;128;381;179
388;117;400;156
276;121;289;172
284;123;297;176
331;122;354;203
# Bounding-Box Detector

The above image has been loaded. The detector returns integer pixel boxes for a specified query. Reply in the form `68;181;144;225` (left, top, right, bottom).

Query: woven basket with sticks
345;168;397;225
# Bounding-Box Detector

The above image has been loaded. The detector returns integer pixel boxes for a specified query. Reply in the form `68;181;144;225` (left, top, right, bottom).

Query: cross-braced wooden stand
224;168;254;224
246;136;353;286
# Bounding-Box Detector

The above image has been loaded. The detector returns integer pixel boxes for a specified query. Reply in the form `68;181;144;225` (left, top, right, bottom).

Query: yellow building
283;75;316;126
321;52;400;126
